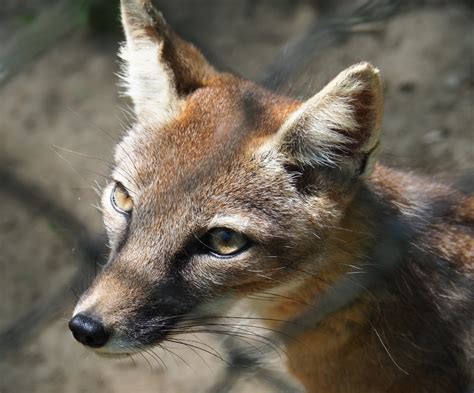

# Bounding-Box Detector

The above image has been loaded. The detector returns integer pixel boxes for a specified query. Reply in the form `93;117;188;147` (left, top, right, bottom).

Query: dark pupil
218;230;232;242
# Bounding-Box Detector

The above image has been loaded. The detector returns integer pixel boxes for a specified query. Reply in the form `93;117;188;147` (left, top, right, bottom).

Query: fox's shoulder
364;165;473;277
432;192;474;270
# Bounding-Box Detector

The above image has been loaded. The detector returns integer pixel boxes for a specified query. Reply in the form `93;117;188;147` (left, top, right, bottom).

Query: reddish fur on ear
276;62;383;177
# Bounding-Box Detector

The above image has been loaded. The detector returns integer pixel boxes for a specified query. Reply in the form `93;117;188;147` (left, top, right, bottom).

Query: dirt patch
0;1;472;392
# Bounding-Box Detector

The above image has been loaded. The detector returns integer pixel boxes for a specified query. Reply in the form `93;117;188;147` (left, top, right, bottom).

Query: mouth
84;334;156;358
94;350;132;359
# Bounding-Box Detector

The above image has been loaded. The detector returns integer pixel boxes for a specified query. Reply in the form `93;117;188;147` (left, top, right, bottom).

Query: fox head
69;0;383;354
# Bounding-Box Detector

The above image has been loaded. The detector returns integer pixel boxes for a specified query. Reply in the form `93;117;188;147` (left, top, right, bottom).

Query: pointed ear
119;0;216;123
277;62;383;178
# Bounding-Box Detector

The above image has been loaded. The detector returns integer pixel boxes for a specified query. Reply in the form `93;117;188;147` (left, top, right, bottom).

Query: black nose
69;313;110;348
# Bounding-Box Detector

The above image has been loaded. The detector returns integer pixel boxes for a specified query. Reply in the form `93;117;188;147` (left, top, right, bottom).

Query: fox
68;1;474;392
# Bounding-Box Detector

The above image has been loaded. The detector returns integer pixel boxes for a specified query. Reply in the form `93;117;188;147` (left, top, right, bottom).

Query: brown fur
263;166;473;392
70;2;473;392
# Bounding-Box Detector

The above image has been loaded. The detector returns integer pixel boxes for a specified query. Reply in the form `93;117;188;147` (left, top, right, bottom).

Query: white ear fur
277;62;383;177
119;1;181;125
119;40;180;126
119;0;217;126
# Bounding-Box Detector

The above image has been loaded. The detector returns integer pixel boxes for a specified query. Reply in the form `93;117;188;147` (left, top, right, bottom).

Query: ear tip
121;0;165;26
121;0;154;8
341;62;383;102
348;62;381;83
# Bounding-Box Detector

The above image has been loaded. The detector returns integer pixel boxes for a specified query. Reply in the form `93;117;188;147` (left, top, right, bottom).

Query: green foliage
76;0;121;33
14;13;36;26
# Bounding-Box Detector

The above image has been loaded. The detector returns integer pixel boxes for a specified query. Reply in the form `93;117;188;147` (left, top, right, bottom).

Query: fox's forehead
108;79;304;253
114;77;298;192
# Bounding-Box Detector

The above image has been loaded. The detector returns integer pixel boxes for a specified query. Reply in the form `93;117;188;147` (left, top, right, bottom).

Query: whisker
168;327;288;359
167;338;213;370
178;321;302;348
50;146;93;187
167;337;228;366
161;343;192;369
64;106;147;188
372;326;409;375
127;353;137;367
168;328;278;356
144;345;167;370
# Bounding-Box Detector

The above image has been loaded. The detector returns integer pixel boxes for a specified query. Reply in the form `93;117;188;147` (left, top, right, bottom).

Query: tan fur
70;2;473;392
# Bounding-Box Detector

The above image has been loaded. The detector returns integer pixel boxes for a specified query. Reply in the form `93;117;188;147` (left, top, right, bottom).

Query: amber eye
111;182;133;214
203;228;249;257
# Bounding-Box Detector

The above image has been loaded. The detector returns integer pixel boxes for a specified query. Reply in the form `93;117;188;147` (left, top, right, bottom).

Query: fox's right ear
119;0;216;124
274;62;383;179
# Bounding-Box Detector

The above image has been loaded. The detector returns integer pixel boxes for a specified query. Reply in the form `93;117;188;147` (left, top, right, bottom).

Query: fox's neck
259;164;427;392
262;165;418;320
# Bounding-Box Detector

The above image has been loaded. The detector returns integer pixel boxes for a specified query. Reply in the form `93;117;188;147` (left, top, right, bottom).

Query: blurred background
0;1;472;392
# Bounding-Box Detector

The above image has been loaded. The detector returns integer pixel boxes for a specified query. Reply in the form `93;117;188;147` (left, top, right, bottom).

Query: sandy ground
0;1;472;392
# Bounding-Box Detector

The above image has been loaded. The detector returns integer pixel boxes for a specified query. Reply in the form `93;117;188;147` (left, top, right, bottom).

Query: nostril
69;313;110;348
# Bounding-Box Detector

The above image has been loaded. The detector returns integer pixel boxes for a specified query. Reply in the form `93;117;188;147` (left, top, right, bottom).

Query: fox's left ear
119;0;216;124
276;62;383;178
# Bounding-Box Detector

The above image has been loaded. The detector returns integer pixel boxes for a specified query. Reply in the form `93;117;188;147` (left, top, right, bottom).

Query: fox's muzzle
68;261;201;353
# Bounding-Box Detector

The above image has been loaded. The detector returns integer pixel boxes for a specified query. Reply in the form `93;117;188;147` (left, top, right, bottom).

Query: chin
94;351;131;359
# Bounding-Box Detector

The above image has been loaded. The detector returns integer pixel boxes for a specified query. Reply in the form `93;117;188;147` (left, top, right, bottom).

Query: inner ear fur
277;62;384;179
120;0;217;122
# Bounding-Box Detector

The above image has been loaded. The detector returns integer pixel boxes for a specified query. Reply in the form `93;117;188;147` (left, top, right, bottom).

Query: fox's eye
203;228;249;257
111;182;133;214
